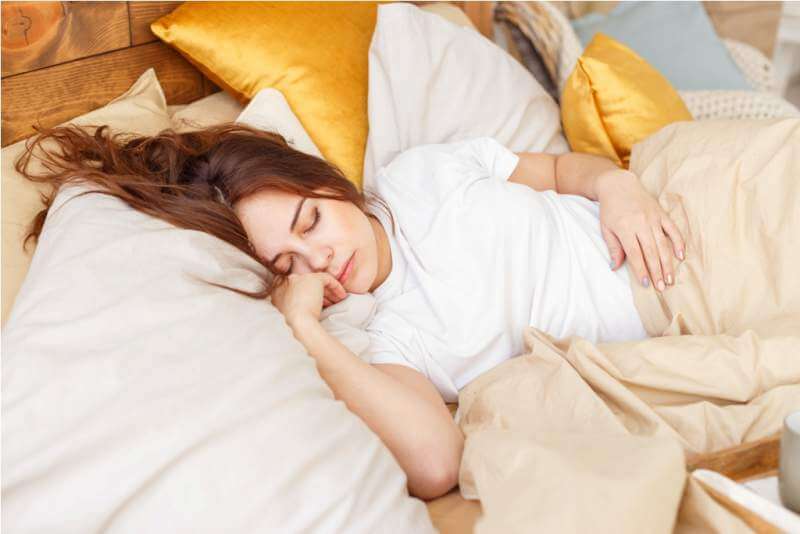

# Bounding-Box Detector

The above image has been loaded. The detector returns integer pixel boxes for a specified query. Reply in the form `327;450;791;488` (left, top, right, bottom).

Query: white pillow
171;88;325;160
1;68;174;325
171;90;244;131
235;89;324;159
362;3;569;191
1;186;435;533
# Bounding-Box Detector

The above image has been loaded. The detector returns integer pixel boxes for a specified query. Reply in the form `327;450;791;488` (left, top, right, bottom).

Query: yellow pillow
151;2;377;189
560;33;692;168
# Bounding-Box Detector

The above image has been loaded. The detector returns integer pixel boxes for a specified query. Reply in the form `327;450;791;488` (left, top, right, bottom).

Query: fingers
322;287;341;308
637;231;665;292
653;226;674;288
620;232;651;289
318;272;347;303
661;215;686;261
601;224;626;270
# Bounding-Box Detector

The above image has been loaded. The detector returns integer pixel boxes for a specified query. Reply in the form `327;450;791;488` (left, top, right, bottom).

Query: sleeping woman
19;123;685;500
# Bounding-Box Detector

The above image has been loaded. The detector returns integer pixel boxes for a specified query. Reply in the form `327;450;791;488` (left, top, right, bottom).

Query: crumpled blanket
455;119;800;533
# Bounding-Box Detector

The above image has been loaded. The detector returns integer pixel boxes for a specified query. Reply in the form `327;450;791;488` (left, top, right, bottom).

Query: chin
348;269;374;295
346;280;370;295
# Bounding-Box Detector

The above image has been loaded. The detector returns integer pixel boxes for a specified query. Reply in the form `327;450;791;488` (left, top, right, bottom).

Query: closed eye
278;208;320;275
303;207;320;235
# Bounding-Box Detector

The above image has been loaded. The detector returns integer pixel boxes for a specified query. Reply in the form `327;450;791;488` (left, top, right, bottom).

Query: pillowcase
171;88;324;159
418;1;476;29
362;3;568;191
560;33;693;168
234;89;325;159
170;90;244;132
571;1;751;91
151;2;377;190
1;68;173;325
2;183;436;532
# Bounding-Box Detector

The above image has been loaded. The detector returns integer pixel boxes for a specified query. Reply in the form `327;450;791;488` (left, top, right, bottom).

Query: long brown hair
16;122;392;298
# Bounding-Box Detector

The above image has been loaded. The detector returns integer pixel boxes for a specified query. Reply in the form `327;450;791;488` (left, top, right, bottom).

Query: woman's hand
595;169;686;291
270;272;347;326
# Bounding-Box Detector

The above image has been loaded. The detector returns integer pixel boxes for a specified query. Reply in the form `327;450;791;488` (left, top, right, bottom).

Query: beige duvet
455;119;800;533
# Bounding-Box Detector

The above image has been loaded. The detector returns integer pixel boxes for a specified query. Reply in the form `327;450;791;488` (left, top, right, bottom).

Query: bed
2;2;796;533
1;3;487;532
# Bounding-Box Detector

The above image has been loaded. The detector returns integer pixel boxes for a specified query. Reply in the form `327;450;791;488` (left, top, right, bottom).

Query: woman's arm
509;151;686;292
508;151;618;200
272;273;463;500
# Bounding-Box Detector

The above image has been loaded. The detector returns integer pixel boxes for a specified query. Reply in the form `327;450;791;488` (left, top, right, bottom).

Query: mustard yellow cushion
151;2;377;189
561;33;692;168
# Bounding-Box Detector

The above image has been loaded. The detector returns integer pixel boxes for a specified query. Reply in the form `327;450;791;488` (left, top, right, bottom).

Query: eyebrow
267;197;306;265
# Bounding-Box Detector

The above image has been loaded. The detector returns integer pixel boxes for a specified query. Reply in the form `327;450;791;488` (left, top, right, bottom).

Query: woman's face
234;189;381;294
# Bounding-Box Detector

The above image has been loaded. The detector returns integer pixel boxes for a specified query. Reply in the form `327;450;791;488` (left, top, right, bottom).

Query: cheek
359;220;380;277
329;208;367;247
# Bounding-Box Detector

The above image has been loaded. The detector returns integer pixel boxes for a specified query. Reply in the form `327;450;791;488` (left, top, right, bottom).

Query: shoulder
368;137;516;208
376;137;505;186
392;137;505;164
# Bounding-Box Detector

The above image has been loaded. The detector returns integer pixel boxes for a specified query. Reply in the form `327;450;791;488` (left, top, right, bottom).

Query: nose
308;245;333;273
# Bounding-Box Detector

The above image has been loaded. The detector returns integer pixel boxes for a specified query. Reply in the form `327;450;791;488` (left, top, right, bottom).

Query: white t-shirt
364;137;648;402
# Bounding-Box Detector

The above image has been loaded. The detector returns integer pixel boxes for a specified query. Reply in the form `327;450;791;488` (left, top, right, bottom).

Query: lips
337;253;354;284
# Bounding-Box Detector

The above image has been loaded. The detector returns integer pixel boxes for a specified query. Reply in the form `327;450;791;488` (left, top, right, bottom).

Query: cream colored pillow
1;68;173;324
170;90;244;131
419;2;476;29
171;88;324;159
2;183;436;532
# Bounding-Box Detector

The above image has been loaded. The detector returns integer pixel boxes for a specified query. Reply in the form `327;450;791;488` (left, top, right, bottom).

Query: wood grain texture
426;486;482;534
129;1;183;46
202;75;221;97
1;1;489;146
460;1;495;38
686;434;781;482
2;41;206;146
1;2;130;77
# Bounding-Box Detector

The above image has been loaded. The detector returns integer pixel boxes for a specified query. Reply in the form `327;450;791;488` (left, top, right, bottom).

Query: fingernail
610;260;615;270
667;274;673;285
657;280;666;292
641;277;650;288
678;250;685;260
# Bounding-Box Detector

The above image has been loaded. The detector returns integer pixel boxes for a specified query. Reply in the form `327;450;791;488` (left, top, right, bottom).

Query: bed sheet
453;118;800;533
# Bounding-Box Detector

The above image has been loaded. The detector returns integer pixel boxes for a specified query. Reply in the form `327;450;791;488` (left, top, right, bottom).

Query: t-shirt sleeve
467;136;521;182
369;137;521;242
375;136;520;194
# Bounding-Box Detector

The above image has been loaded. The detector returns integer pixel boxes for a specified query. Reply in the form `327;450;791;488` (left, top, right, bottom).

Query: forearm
287;316;463;499
510;151;628;201
553;152;624;201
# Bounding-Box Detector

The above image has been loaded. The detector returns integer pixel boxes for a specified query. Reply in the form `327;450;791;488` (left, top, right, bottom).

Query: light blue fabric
571;1;751;91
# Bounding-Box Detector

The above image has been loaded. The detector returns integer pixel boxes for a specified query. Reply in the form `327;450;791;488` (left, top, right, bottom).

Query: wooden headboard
0;1;495;148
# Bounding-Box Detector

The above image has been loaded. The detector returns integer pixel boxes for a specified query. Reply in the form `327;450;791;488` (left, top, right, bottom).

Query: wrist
285;312;320;334
594;168;638;199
